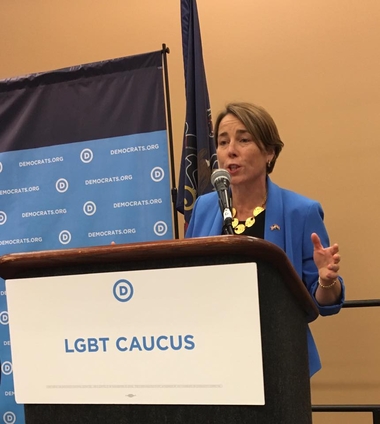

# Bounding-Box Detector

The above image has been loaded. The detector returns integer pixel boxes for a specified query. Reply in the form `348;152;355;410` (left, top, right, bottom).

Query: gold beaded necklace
231;193;267;235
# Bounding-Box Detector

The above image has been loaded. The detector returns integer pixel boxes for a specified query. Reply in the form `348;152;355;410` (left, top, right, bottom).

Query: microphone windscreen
210;169;230;189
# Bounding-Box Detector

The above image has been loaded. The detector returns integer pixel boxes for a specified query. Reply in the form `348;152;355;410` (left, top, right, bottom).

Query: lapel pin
270;224;281;231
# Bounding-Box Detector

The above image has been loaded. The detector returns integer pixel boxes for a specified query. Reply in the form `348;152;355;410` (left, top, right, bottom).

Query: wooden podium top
0;235;318;321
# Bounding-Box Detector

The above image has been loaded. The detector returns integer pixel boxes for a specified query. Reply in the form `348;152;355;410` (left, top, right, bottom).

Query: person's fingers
332;253;341;263
328;263;340;272
311;232;323;250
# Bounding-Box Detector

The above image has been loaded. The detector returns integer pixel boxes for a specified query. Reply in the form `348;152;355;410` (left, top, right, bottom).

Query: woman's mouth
227;165;240;174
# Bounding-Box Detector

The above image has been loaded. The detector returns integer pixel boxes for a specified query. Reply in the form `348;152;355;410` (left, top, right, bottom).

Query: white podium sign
6;263;264;405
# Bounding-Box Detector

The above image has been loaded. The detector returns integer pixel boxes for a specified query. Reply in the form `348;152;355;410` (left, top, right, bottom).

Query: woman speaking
186;102;345;377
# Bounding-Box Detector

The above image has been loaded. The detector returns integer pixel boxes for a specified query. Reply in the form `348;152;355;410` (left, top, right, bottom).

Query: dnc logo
113;279;134;303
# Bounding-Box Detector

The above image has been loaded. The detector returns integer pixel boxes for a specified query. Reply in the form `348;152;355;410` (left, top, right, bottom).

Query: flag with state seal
176;0;218;227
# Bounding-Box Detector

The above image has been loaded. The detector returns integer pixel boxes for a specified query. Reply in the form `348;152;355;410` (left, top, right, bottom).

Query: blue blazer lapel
209;210;224;236
264;177;285;250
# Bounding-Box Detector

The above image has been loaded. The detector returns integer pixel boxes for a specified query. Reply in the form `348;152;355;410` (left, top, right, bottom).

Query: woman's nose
227;140;238;156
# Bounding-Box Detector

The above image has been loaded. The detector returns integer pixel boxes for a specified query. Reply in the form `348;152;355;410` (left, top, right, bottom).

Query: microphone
211;169;234;235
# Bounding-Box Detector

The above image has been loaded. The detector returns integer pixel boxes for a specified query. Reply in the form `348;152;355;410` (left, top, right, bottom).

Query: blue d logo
113;279;134;302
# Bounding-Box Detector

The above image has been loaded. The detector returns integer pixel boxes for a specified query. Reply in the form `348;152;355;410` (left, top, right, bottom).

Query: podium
0;235;318;424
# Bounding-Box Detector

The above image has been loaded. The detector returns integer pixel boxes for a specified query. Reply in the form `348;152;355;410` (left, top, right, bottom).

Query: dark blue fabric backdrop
0;50;172;422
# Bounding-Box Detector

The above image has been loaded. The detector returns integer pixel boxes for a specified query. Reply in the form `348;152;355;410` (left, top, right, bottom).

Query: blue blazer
186;177;345;376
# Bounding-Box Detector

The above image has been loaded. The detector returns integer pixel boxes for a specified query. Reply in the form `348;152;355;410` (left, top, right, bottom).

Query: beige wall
1;1;380;422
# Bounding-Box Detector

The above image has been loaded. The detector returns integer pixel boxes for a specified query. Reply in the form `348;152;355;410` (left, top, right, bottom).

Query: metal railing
312;299;380;423
342;300;380;308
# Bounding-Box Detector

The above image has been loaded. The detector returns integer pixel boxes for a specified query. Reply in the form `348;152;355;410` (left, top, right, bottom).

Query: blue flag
177;0;218;225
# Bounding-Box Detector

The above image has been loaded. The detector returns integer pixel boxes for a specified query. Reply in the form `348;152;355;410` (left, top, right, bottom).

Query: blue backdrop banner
0;50;172;422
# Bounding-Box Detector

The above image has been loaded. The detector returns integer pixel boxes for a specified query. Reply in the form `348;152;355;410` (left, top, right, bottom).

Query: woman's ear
266;148;275;162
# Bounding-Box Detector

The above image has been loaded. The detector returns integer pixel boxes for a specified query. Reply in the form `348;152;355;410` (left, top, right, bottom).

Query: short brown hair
214;102;284;174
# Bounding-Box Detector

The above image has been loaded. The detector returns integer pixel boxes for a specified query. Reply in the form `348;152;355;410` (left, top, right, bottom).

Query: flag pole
162;44;179;239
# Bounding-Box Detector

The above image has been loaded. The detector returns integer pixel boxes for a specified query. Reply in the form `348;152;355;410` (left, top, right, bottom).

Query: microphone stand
223;222;234;235
211;169;235;235
222;208;235;235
